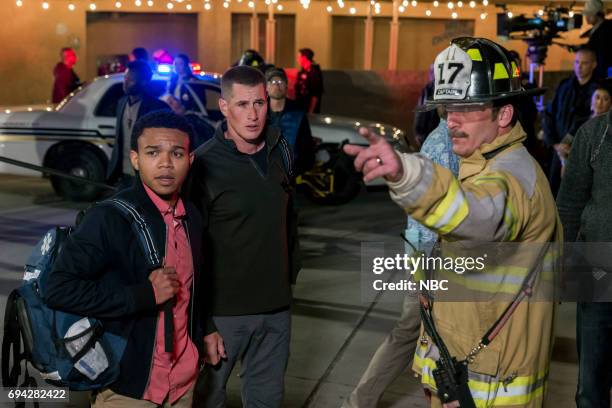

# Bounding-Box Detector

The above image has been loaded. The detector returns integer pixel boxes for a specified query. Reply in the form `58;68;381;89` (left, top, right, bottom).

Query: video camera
497;6;583;64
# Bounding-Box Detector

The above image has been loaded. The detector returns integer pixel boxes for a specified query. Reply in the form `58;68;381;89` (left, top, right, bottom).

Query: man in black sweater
187;66;300;408
557;109;612;408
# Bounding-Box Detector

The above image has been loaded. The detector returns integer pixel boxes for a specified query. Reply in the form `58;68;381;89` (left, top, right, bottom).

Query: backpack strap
102;198;162;269
99;198;173;352
278;137;295;179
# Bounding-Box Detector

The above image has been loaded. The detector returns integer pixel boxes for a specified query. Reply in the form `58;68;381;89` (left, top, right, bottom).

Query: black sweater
557;110;612;243
44;181;205;398
186;122;300;332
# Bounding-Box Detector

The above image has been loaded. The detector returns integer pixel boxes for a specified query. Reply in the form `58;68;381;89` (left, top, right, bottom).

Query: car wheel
299;144;362;205
49;146;106;202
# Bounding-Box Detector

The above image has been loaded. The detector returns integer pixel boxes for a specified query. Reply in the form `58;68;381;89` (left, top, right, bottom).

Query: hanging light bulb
68;2;76;10
349;6;356;13
569;10;574;17
115;1;122;8
276;3;282;9
89;2;97;10
204;2;212;8
433;0;439;6
451;11;457;18
42;1;50;9
326;5;332;11
399;5;405;11
425;8;431;15
482;0;488;6
457;1;463;7
469;0;475;7
186;2;192;9
248;1;254;7
480;11;486;19
537;9;544;16
16;0;24;7
166;1;173;8
447;1;453;9
411;0;417;6
507;11;512;18
223;1;229;6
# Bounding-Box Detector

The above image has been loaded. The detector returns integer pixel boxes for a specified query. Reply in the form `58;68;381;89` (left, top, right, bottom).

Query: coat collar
214;120;281;155
458;122;527;181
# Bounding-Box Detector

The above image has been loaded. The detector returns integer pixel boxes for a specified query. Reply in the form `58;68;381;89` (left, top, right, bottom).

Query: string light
482;0;488;6
537;9;544;15
326;5;332;12
42;1;50;9
89;2;97;10
480;11;486;19
349;6;356;13
469;0;475;7
16;0;23;6
135;0;142;5
433;0;439;6
399;5;405;11
276;3;282;9
451;11;457;18
166;1;173;8
411;0;417;6
447;1;453;9
204;2;211;9
115;1;122;8
223;1;229;6
248;1;254;7
507;11;512;18
147;0;154;6
569;10;574;17
186;3;192;9
68;2;76;10
457;1;463;7
425;8;431;15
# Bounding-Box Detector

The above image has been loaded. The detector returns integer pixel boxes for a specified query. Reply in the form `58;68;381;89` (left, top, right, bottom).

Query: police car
0;72;404;203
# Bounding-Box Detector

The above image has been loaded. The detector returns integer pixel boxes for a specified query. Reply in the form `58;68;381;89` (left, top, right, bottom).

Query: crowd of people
41;3;612;406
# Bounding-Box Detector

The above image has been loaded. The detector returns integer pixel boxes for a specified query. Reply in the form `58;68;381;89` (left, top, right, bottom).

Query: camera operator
583;0;612;79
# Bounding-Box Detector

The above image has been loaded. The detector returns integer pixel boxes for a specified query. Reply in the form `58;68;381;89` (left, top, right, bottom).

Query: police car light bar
157;64;172;75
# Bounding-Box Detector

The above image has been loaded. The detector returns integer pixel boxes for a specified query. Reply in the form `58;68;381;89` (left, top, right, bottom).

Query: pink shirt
142;184;199;404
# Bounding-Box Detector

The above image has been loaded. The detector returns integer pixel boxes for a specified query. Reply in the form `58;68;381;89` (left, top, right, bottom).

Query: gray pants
343;295;421;408
194;309;291;408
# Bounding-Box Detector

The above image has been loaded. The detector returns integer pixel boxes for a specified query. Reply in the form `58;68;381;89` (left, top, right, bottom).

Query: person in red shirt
45;111;205;407
51;47;80;104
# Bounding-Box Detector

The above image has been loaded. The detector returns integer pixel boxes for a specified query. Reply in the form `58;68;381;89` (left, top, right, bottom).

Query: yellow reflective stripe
423;179;469;234
467;48;483;61
511;61;520;77
493;62;510;79
473;175;519;241
438;268;522;294
415;352;548;406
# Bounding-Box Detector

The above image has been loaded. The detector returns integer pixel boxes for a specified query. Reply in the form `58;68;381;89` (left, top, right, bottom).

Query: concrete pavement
0;175;578;407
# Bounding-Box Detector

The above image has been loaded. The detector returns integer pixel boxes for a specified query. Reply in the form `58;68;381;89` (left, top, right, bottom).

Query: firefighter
344;37;562;407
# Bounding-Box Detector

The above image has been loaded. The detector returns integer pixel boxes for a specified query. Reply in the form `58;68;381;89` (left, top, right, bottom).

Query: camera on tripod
496;5;583;64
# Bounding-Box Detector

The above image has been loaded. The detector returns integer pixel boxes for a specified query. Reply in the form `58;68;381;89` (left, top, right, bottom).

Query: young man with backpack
43;111;204;407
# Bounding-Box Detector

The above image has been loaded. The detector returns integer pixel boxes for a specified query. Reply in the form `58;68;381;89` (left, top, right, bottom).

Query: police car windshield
55;82;89;111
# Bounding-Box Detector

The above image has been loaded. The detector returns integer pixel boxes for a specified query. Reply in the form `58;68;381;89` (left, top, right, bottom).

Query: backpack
1;198;161;392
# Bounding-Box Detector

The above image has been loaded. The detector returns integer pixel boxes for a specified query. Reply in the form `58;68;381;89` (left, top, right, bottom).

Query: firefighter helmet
421;37;544;110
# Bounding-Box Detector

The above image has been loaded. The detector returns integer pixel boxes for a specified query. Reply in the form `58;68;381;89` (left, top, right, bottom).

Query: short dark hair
576;45;597;61
131;47;149;61
221;65;265;98
175;53;191;66
130;110;194;151
299;48;314;61
126;60;153;82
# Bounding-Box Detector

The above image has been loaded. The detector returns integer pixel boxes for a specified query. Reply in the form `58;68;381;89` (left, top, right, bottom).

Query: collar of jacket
213;119;281;155
458;122;527;181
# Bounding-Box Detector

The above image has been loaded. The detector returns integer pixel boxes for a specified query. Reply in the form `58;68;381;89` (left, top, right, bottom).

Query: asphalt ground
0;174;578;407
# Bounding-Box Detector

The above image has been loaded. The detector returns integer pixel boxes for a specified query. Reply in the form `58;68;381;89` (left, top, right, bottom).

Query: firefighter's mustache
450;130;469;139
